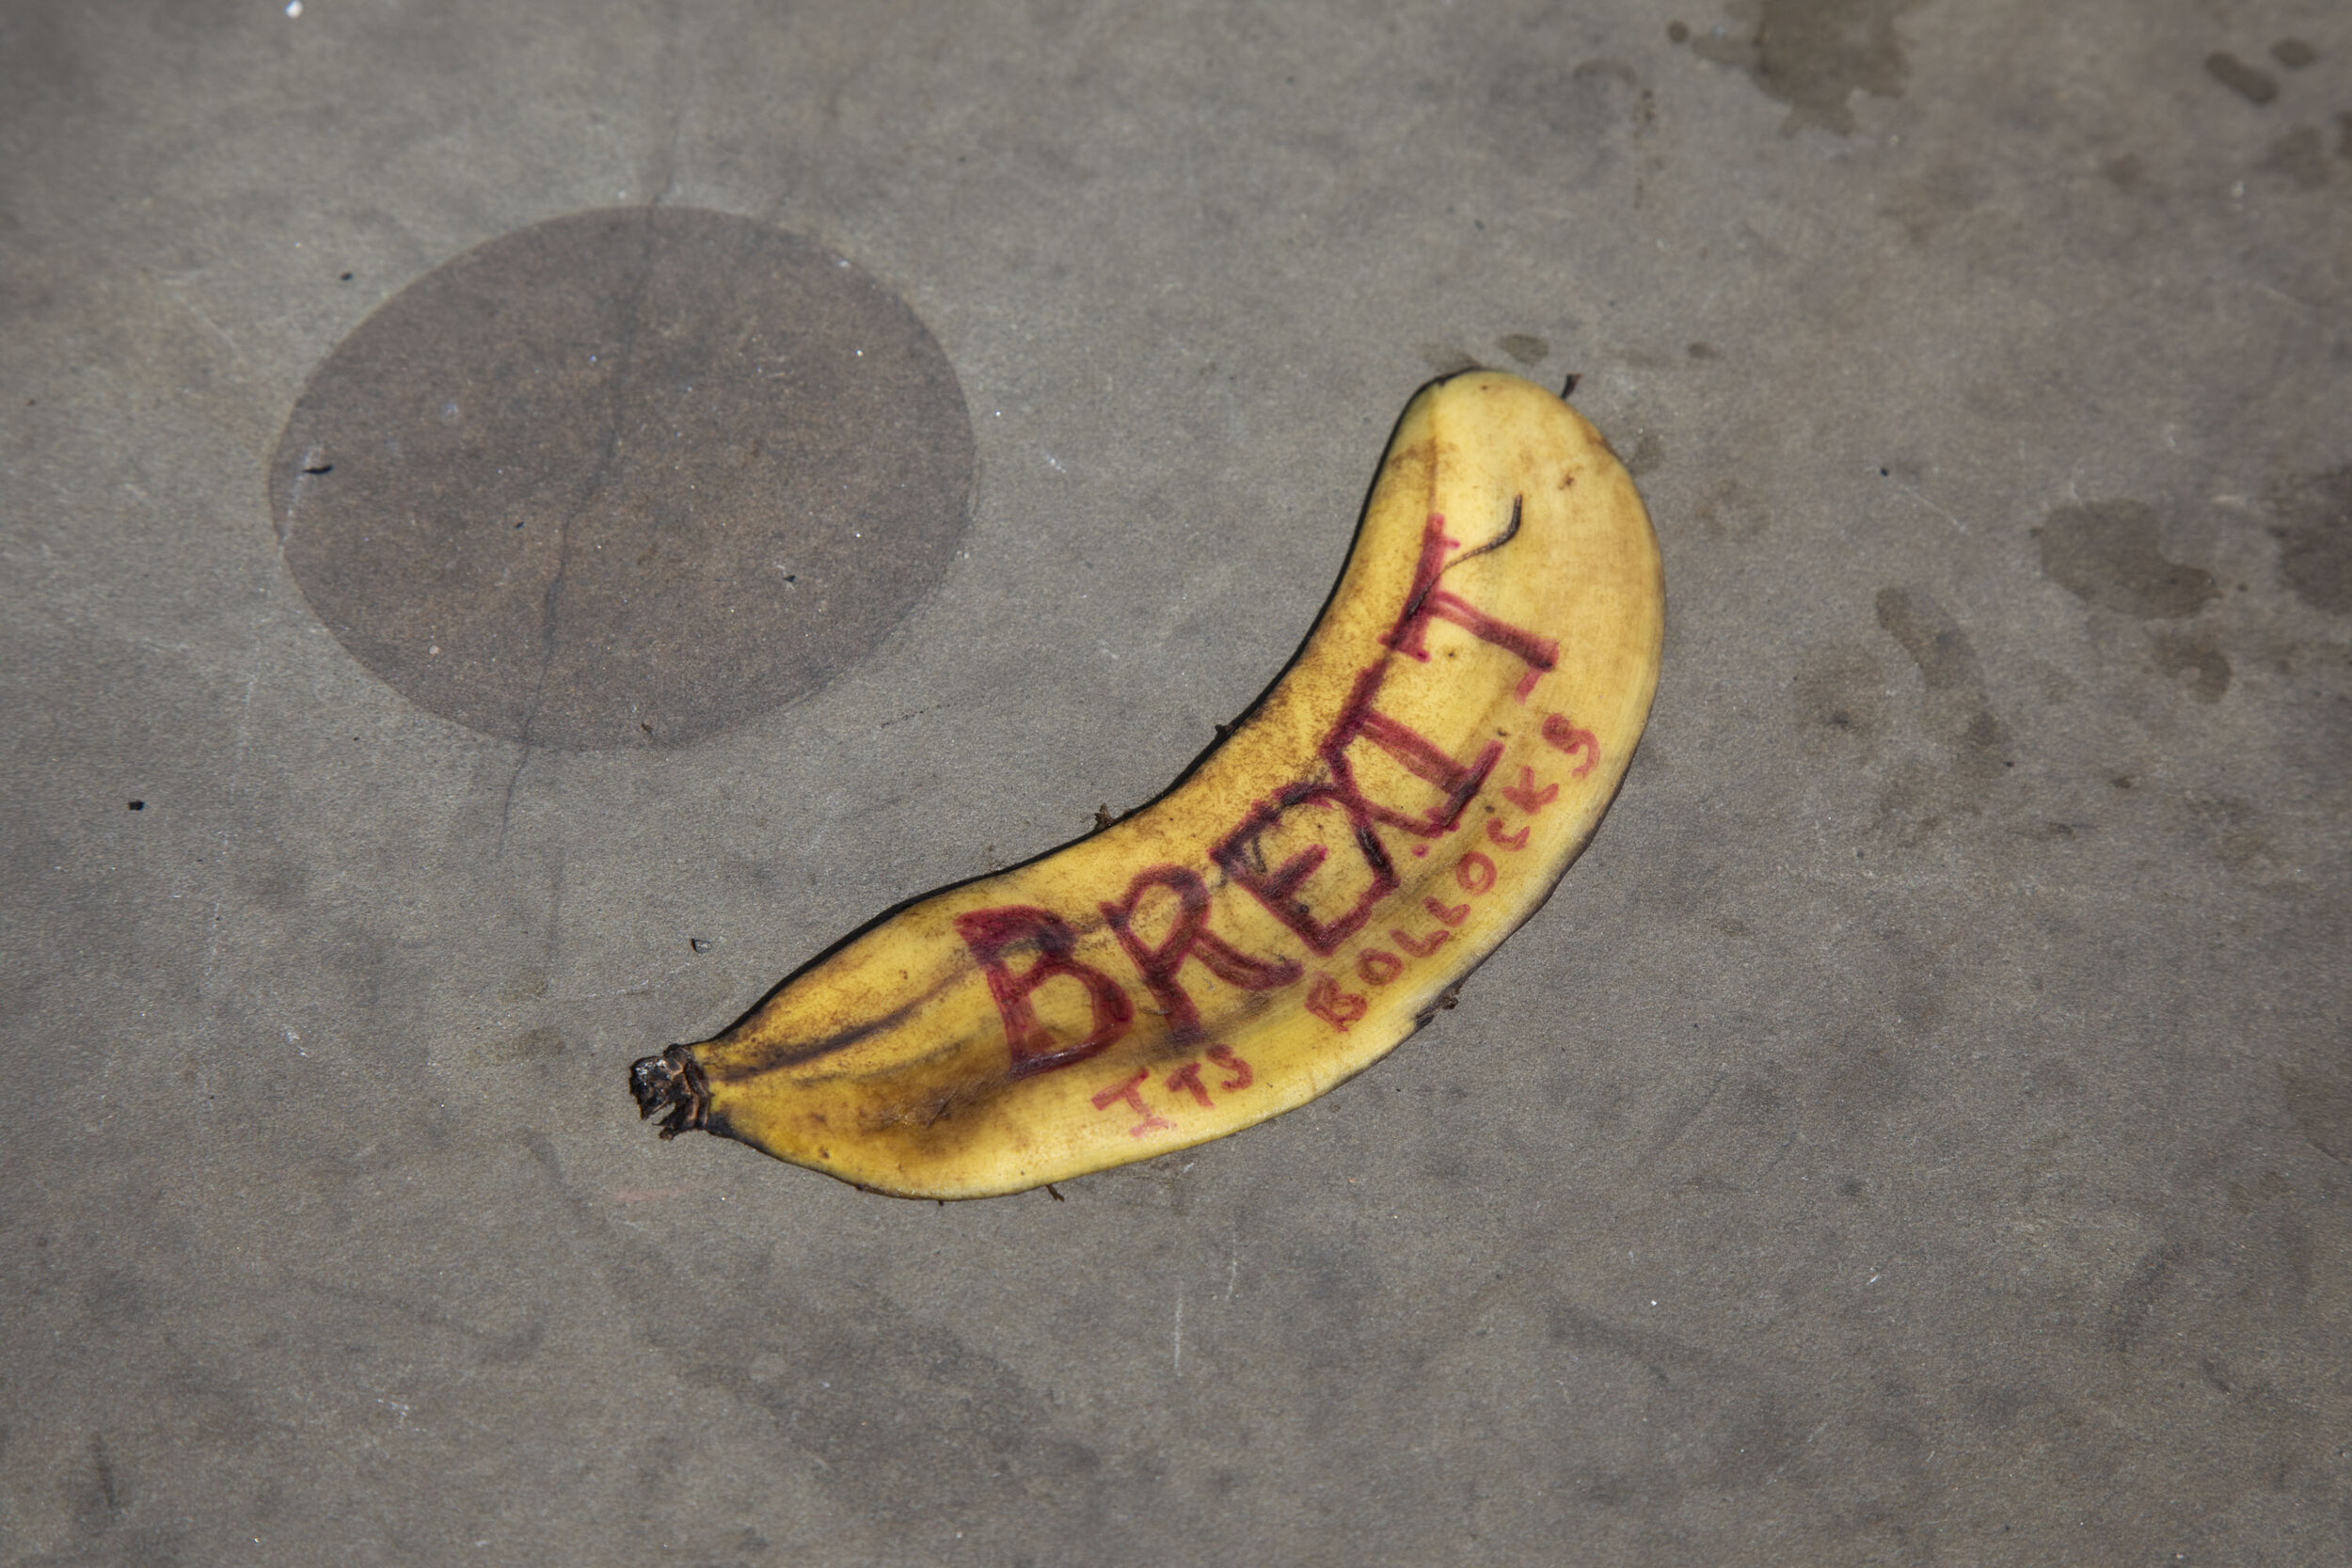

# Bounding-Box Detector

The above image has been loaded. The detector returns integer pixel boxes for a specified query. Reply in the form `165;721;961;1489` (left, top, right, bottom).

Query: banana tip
630;1046;709;1138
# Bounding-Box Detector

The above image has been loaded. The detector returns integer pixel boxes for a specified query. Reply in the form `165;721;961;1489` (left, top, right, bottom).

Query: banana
631;369;1662;1198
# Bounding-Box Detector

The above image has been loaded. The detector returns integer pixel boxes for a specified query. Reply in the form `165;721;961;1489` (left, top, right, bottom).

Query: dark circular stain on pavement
271;208;973;750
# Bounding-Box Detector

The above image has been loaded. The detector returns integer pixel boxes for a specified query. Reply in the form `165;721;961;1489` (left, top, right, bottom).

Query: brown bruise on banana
630;371;1663;1198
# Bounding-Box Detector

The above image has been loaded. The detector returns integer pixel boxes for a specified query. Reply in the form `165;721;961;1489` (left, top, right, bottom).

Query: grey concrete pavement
3;2;2347;1564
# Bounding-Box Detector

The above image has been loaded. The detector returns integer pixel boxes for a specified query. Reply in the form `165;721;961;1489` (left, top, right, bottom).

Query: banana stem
630;1046;710;1138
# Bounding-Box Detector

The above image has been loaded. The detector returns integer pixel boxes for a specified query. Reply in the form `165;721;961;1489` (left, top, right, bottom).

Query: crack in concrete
496;211;663;854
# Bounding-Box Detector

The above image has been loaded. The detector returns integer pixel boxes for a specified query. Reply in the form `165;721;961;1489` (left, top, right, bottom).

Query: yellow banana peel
631;369;1663;1197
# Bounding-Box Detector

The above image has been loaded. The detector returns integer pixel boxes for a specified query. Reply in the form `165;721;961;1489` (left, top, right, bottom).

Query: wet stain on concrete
272;208;973;750
2181;793;2274;876
1883;156;1994;245
1874;587;2012;834
1550;56;1653;140
1877;586;1977;690
233;859;309;914
2106;1239;2191;1356
1684;0;1927;135
1695;477;1769;541
2205;52;2278;105
2271;40;2318;71
1473;34;1655;182
1622;430;1666;477
502;1026;564;1061
2036;501;2217;619
1791;644;1887;760
2257;126;2332;188
2149;628;2233;702
1496;333;1549;366
70;1433;127;1538
2266;465;2352;614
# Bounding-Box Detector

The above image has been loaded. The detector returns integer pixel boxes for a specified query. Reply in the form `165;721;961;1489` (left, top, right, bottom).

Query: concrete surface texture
2;1;2346;1563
